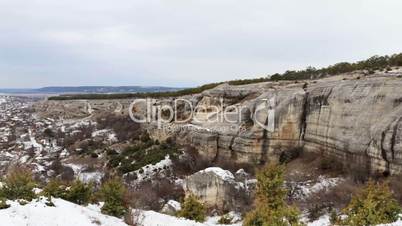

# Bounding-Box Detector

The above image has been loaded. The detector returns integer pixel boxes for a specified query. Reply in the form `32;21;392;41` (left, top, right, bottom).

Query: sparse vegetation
337;180;401;225
127;177;185;211
109;138;180;175
218;214;234;224
177;194;206;223
96;114;141;141
64;180;93;205
41;179;68;199
0;198;10;209
98;177;128;217
243;164;304;226
307;204;329;222
0;168;37;201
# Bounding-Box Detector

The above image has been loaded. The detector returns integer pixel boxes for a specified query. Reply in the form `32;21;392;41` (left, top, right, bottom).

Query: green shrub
1;168;36;201
18;200;29;205
243;164;304;226
329;210;338;225
42;179;68;199
218;214;234;224
64;180;93;205
98;178;128;217
339;180;401;226
177;194;206;222
0;198;10;209
114;141;179;175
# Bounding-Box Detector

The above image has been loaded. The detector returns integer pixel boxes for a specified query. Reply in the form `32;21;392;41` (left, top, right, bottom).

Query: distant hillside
0;86;182;94
48;53;402;100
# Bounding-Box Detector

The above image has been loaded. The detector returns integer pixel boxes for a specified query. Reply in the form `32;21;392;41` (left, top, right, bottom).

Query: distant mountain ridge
0;86;183;94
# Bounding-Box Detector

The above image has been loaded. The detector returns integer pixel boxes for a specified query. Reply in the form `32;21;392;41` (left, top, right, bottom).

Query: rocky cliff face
37;69;402;175
158;71;402;175
304;76;402;175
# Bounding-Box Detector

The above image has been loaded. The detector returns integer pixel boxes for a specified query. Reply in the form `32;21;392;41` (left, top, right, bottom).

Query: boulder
183;167;251;210
161;200;182;216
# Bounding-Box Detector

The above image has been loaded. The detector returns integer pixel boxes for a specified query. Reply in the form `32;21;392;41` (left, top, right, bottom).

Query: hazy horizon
1;0;402;88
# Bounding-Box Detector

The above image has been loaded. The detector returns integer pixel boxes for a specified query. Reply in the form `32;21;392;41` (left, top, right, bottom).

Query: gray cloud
1;0;402;88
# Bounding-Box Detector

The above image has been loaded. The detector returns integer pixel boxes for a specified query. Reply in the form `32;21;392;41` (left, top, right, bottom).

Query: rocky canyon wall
37;70;402;175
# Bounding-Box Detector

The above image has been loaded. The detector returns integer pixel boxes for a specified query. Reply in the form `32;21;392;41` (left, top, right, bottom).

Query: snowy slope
140;211;241;226
0;198;127;226
0;197;242;226
1;197;401;226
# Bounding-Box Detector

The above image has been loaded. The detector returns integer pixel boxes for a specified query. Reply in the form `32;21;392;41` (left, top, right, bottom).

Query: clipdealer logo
128;96;276;132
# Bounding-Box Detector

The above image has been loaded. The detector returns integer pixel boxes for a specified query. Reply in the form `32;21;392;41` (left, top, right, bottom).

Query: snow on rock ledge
202;167;235;181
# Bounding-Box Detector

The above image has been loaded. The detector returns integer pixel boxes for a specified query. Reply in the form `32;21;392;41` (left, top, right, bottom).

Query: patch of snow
139;210;242;226
78;172;104;184
87;103;94;114
0;198;127;226
91;129;110;137
60;148;69;158
4;152;16;158
64;163;103;183
175;178;184;186
378;219;402;226
33;188;43;195
206;212;242;225
33;163;46;172
108;133;118;142
289;176;343;200
202;167;235;181
0;197;245;226
165;200;181;211
91;129;117;142
305;215;330;226
69;120;94;129
126;155;172;183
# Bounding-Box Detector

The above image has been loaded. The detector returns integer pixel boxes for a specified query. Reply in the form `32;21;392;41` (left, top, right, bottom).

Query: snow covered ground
0;198;241;226
140;211;241;226
1;197;402;226
0;198;127;226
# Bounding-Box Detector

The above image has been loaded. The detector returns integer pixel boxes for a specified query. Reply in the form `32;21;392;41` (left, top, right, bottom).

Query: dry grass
125;177;185;211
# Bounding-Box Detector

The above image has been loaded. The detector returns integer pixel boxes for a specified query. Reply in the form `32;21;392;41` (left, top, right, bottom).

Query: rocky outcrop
170;72;402;175
183;167;252;210
161;200;182;216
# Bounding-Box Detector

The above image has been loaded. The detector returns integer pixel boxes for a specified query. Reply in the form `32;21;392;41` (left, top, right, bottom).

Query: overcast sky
1;0;402;88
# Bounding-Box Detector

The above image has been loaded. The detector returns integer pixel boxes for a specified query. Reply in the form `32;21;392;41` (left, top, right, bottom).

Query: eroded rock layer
36;70;402;175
